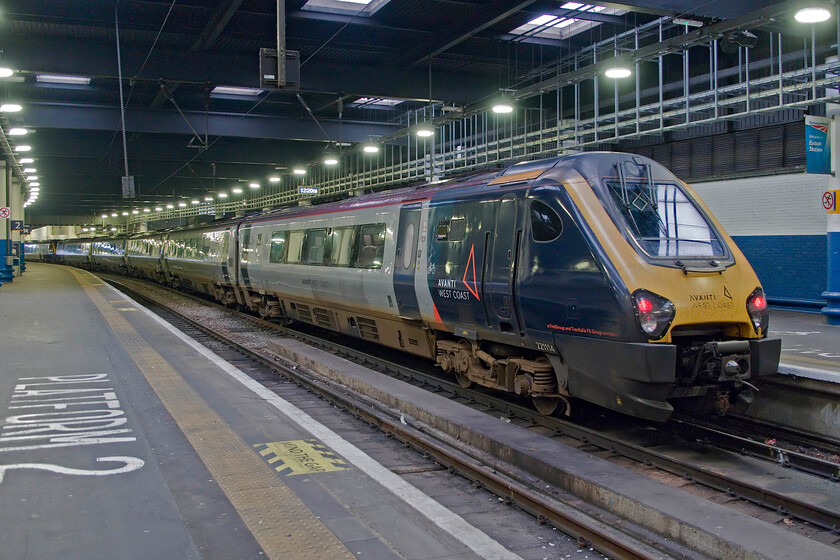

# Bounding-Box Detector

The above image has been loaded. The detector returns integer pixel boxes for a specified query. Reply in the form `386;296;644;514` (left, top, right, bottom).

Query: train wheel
454;371;472;388
532;397;560;416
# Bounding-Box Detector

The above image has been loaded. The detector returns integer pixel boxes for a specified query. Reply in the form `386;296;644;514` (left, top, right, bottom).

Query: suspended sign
805;115;831;175
299;187;319;195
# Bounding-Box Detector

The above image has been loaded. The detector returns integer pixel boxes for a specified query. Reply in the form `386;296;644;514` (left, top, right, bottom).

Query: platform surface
771;309;840;381
0;264;527;560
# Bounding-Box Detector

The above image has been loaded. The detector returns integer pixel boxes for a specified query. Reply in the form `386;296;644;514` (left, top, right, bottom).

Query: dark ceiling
0;0;783;222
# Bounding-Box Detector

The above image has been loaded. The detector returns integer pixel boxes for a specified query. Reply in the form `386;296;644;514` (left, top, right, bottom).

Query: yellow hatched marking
69;269;353;560
255;440;349;476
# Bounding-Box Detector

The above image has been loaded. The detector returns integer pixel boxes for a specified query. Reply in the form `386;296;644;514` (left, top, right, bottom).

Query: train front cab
531;154;781;420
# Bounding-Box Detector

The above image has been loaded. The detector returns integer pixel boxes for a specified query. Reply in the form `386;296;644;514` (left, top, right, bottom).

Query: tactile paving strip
71;268;354;559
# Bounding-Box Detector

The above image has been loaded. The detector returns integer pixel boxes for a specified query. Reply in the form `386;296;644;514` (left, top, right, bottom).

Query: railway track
102;274;840;553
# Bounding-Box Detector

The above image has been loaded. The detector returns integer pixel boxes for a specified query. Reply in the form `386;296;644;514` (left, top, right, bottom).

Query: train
39;152;781;421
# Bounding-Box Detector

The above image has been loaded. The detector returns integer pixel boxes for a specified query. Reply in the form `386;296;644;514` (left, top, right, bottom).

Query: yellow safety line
69;268;353;560
780;353;840;369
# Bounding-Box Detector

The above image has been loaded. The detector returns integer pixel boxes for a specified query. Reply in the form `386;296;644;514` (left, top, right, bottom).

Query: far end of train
33;151;782;422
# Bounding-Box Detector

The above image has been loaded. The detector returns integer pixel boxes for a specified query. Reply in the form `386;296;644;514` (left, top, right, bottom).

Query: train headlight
746;287;769;335
633;290;675;340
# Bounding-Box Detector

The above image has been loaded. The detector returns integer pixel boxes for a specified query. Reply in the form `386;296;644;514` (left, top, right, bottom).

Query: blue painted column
823;95;840;324
0;161;14;284
823;213;840;324
10;177;22;275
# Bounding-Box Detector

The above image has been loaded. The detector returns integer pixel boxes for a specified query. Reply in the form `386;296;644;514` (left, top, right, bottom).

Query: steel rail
104;275;840;536
106;277;676;560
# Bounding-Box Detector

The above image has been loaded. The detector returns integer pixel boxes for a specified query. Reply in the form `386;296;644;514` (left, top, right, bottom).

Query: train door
485;194;521;333
393;203;422;319
239;224;252;289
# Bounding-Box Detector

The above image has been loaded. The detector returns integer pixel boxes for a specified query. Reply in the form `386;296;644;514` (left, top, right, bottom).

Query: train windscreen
604;179;727;259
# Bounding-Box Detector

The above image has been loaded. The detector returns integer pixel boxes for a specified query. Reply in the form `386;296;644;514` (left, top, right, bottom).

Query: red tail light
633;290;675;340
746;288;769;335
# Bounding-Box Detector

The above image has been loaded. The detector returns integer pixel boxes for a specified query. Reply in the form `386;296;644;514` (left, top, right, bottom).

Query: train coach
170;151;778;421
69;151;781;422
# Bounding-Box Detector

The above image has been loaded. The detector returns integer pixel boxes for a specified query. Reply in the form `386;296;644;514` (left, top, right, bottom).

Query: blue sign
10;220;23;231
806;115;831;174
299;187;319;195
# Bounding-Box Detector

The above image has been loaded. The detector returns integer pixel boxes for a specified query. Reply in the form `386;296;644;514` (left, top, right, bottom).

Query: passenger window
530;200;563;242
448;218;466;242
401;223;415;269
355;223;385;269
436;220;450;241
327;227;356;266
305;228;328;265
269;231;287;263
286;230;305;263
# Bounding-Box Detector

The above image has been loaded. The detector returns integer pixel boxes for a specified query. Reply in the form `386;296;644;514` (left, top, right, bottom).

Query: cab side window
269;231;287;263
530;200;563;242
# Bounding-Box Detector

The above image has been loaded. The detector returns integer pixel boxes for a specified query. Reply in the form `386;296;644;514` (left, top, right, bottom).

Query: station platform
770;309;840;381
0;264;528;560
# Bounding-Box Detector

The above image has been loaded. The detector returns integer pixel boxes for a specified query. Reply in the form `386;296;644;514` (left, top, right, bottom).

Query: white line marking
115;285;524;560
0;456;144;483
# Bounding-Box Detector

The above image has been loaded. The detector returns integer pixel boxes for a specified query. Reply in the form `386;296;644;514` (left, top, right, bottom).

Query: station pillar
0;160;14;284
11;176;23;275
823;99;840;324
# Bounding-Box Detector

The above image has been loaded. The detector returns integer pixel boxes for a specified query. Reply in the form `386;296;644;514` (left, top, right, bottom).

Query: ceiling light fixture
218;193;228;198
29;182;40;187
8;128;28;136
605;66;632;78
20;158;34;164
293;168;306;175
269;176;281;182
111;213;118;217
232;187;243;194
363;144;380;153
795;7;831;23
143;208;151;212
0;68;14;78
211;86;264;96
36;74;91;85
121;212;129;216
14;145;31;152
166;204;174;209
191;199;200;204
249;182;260;189
23;168;36;173
132;210;139;215
416;127;434;137
204;196;213;202
178;202;187;207
0;104;22;112
155;207;163;211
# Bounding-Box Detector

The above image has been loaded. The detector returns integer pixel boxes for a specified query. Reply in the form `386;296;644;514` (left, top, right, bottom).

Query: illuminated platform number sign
299;187;319;195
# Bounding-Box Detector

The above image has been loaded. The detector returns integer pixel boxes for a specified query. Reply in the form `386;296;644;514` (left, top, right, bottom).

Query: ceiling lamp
166;203;174;209
27;175;38;181
795;7;831;23
0;103;22;112
131;210;139;214
269;176;281;183
232;187;243;193
416;127;434;137
155;207;163;211
143;208;151;212
293;168;306;175
363;144;380;153
0;68;14;78
29;182;40;187
101;214;108;219
178;202;187;207
121;211;129;216
111;213;118;217
14;145;31;152
217;193;228;199
204;196;213;202
492;102;514;114
191;199;200;205
23;168;36;173
605;66;632;79
36;74;91;85
323;152;338;165
9;128;28;136
249;182;260;189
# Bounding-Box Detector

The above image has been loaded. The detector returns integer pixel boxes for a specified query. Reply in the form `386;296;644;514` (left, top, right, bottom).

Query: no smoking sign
0;207;10;219
825;191;840;214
